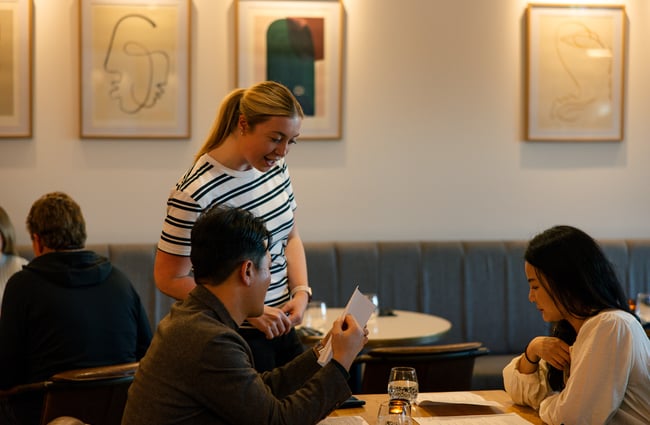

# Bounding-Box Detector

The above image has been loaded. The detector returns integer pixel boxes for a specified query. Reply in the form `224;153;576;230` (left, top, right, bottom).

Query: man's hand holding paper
318;287;375;366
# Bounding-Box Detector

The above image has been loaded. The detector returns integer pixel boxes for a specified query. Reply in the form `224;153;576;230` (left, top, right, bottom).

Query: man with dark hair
0;192;152;396
122;205;368;425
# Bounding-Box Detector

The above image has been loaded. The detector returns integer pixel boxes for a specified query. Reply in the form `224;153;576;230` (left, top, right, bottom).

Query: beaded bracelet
524;343;540;364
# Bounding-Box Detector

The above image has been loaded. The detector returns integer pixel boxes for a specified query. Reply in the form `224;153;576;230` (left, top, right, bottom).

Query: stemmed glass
636;293;650;324
387;367;419;406
377;399;412;425
365;292;379;324
303;300;328;333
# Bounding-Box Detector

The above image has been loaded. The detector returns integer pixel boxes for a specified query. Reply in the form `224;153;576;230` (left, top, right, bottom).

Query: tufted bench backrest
16;239;650;355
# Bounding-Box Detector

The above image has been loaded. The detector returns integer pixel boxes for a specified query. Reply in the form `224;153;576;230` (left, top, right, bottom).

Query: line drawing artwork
103;13;170;115
527;5;624;141
0;9;15;117
549;21;612;126
81;1;189;138
89;4;178;126
537;14;615;131
0;0;31;138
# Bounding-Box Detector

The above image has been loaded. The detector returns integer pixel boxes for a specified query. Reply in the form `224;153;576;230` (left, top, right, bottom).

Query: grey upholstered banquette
17;239;650;389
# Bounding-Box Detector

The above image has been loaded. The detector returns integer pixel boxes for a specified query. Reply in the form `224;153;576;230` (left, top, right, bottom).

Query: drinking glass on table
636;293;650;324
377;399;412;425
303;300;328;333
388;367;419;406
365;292;379;324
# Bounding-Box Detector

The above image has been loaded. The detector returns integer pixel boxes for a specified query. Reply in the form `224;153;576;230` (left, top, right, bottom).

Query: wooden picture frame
79;0;190;139
526;4;626;141
0;0;32;138
236;0;343;140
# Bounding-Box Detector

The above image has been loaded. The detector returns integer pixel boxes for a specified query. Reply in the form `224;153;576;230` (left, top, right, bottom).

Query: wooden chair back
0;362;138;425
355;342;489;393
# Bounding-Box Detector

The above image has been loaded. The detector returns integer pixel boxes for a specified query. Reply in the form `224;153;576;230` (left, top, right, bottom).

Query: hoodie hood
24;251;113;288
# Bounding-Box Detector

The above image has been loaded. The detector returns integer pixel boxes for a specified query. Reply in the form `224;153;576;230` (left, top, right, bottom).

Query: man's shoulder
155;305;246;357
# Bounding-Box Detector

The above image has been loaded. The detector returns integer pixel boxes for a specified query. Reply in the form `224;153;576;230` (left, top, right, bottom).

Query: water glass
636;293;650;324
303;300;328;332
377;399;412;425
365;292;379;323
387;367;419;405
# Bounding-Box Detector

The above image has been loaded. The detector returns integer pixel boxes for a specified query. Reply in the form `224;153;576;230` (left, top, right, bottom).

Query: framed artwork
79;0;190;138
236;0;343;140
526;4;625;141
0;0;32;138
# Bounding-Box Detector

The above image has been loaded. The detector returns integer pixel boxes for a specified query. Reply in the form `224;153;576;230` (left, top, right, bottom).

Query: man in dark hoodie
0;191;152;422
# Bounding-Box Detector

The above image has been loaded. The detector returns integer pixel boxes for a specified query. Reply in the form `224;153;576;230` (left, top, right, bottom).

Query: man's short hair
27;192;86;250
190;205;271;285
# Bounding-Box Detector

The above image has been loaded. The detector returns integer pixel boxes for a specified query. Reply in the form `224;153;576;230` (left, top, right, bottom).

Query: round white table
299;307;452;349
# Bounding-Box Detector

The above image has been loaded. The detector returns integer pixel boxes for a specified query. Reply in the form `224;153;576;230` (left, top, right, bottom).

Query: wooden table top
326;390;544;424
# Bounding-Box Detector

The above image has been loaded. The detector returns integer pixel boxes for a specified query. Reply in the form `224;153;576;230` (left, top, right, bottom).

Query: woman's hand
247;305;293;339
528;336;571;370
282;291;309;327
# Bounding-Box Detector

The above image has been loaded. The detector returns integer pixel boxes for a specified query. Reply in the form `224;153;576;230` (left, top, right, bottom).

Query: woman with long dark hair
503;225;650;425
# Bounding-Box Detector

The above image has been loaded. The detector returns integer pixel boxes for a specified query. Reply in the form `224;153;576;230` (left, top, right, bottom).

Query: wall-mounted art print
79;0;190;138
526;4;625;141
0;0;32;138
236;0;343;140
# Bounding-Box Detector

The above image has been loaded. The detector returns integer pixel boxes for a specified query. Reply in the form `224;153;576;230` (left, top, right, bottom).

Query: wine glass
387;367;419;406
377;399;412;425
303;300;328;333
364;292;379;324
636;293;650;324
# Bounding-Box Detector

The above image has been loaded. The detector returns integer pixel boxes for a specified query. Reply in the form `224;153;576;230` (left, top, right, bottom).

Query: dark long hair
524;225;631;390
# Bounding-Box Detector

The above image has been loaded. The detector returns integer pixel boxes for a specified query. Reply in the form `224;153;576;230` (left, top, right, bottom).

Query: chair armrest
50;362;139;382
367;342;485;356
0;381;49;398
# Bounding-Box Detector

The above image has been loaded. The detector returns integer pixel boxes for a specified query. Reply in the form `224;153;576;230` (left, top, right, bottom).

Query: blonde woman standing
154;81;311;371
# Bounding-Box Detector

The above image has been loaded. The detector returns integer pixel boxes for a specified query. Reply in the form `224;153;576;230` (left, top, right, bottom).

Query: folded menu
317;416;369;425
415;413;534;424
416;392;503;407
317;287;376;366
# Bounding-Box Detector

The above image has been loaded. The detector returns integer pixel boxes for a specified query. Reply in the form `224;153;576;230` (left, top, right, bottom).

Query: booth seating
16;239;650;390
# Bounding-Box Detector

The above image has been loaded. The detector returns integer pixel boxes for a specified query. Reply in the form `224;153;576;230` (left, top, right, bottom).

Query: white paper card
317;416;369;425
417;392;503;407
318;286;376;366
415;413;534;424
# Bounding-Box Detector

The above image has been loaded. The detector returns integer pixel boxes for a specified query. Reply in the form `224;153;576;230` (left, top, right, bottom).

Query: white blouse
503;310;650;425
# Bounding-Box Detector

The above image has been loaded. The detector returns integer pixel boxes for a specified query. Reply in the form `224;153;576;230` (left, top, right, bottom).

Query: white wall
2;0;650;246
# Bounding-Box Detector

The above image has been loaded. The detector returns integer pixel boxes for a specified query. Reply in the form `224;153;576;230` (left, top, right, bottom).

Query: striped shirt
158;154;297;311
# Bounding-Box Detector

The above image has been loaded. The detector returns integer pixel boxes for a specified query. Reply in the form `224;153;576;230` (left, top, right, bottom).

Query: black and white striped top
158;154;297;311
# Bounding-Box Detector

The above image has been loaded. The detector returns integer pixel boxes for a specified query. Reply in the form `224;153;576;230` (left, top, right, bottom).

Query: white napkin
318;287;376;366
